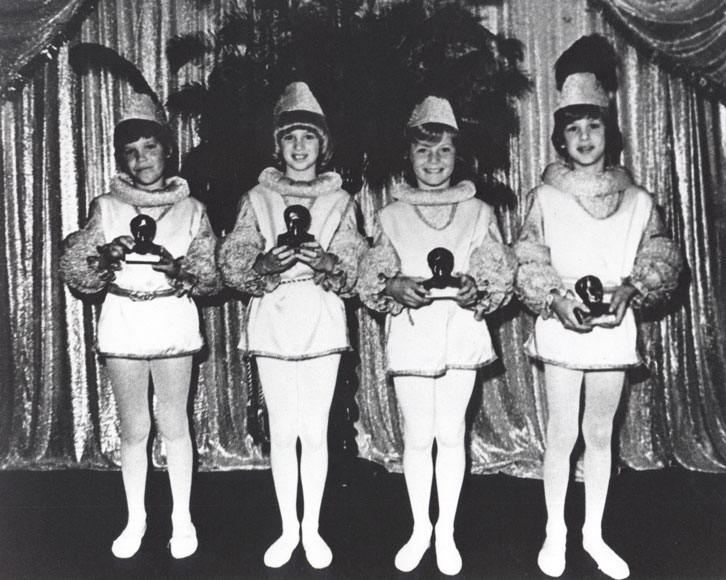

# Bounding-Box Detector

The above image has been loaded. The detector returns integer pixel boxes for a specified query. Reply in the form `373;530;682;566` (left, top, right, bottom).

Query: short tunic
241;184;352;360
524;184;652;369
95;195;206;358
378;197;498;376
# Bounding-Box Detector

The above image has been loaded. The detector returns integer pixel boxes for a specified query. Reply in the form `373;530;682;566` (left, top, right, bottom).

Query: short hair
274;111;333;169
113;119;176;175
551;104;623;167
403;122;471;187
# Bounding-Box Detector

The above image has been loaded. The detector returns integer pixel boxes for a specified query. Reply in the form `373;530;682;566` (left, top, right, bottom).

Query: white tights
393;369;476;575
256;354;340;568
538;364;630;579
106;356;194;540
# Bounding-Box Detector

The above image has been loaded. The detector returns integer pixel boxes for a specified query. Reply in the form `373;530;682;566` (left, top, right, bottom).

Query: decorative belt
279;276;314;285
108;284;177;301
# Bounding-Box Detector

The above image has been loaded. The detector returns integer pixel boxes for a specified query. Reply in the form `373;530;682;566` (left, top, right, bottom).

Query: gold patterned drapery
594;0;726;97
1;0;726;475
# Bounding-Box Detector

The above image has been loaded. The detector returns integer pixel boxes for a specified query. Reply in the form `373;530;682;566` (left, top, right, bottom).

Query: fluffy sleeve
218;196;280;296
627;204;683;310
467;213;517;320
513;188;565;316
357;211;404;315
60;198;112;294
315;199;368;297
175;209;221;296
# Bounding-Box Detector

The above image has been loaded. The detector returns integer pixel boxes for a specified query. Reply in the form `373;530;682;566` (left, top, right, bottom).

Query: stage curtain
1;0;726;475
0;0;99;97
594;0;726;95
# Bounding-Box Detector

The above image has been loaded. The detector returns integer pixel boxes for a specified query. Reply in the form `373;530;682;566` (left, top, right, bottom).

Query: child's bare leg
107;357;152;558
539;364;583;577
298;354;340;569
581;370;629;579
152;356;196;558
257;357;301;568
433;369;476;576
393;376;435;572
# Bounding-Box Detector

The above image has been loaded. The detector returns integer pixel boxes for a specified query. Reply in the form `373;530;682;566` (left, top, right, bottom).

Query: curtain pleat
1;0;725;475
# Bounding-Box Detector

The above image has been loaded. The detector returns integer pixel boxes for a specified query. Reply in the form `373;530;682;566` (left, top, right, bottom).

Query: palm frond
166;82;211;121
166;32;215;73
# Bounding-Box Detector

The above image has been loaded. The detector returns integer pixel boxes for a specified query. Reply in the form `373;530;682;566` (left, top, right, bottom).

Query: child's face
410;133;456;190
121;136;166;191
563;117;606;170
280;128;320;179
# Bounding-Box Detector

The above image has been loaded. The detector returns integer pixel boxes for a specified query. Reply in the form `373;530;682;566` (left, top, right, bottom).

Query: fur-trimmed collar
110;173;190;207
391;180;476;206
542;162;634;219
258;167;343;198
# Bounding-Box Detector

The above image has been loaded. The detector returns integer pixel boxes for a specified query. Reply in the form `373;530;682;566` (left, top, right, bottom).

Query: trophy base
428;287;459;300
126;252;161;265
585;313;618;327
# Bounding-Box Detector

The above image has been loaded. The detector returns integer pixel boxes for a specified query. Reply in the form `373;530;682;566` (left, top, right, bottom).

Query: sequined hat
273;82;332;165
116;91;168;129
556;72;609;111
407;96;459;131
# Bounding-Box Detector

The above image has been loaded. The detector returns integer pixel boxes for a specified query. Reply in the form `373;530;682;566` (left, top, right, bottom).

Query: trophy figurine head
428;248;455;281
575;275;604;306
130;214;157;253
284;205;311;237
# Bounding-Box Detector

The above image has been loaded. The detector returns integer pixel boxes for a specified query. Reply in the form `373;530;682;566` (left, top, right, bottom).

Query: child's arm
219;196;284;295
300;198;368;298
624;203;683;310
513;189;567;317
467;211;518;319
60;198;122;294
167;209;221;296
357;212;409;314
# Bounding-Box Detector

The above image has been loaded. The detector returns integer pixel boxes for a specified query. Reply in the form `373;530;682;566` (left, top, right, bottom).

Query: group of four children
61;34;682;578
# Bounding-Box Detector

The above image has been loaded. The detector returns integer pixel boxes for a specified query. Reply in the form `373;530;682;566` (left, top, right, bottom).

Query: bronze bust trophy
126;214;164;264
277;205;315;249
574;275;616;325
422;247;461;299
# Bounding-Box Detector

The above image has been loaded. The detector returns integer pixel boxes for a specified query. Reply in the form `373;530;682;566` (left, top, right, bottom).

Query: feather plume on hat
554;34;618;111
69;43;167;129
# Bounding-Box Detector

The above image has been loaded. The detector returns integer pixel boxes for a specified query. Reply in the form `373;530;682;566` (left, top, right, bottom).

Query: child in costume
358;96;516;576
219;82;366;569
60;92;219;559
514;35;682;579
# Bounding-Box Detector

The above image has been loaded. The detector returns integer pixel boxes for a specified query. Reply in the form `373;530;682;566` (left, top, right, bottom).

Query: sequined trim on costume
242;346;351;360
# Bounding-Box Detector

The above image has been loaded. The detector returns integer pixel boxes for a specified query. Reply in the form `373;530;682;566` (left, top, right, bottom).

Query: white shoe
302;532;332;569
583;537;630;579
537;534;566;577
263;532;299;568
169;523;198;559
435;534;462;576
111;523;146;559
394;530;431;573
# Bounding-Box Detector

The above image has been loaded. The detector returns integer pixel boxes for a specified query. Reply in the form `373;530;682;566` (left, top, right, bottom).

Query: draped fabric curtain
1;0;725;475
0;0;99;97
595;0;726;95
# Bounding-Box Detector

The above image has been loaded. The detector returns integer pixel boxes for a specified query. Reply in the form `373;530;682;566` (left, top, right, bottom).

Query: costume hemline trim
243;346;350;361
526;352;642;370
98;347;203;360
387;357;497;378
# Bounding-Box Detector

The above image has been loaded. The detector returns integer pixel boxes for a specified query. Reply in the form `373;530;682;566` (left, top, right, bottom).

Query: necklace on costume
414;204;457;230
134;204;174;222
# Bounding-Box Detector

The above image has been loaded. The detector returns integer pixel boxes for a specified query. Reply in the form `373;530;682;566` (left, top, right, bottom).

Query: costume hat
273;82;332;166
554;34;618;111
407;96;458;131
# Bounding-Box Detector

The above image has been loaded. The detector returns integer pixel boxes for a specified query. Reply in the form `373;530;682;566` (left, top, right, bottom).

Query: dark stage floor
1;462;725;580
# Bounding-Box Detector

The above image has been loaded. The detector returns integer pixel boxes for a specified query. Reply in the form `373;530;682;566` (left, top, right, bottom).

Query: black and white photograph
1;0;725;579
